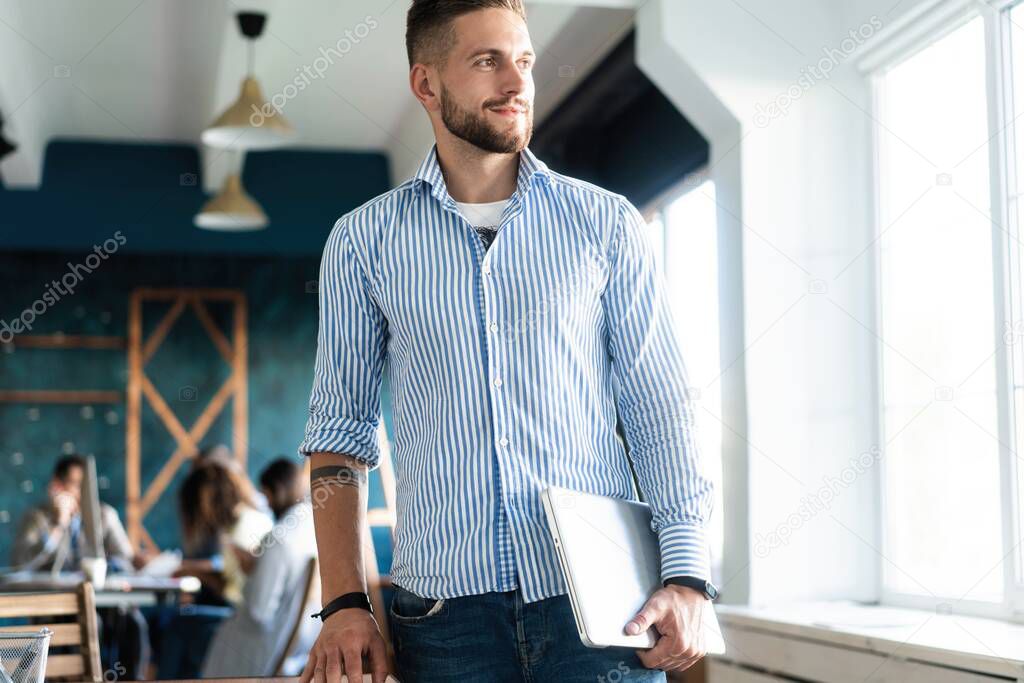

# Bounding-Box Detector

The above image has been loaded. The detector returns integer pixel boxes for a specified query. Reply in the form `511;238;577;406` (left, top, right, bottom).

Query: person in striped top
298;1;715;681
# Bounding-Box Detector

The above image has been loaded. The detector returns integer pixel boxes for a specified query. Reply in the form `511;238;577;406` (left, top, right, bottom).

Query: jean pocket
388;585;448;623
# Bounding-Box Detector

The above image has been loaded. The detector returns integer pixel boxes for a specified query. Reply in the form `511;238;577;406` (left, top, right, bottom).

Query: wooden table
0;571;199;608
125;680;298;683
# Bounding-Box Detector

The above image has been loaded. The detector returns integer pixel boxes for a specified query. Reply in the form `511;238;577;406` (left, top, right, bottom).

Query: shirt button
499;437;509;447
492;377;503;388
482;267;491;276
489;323;499;333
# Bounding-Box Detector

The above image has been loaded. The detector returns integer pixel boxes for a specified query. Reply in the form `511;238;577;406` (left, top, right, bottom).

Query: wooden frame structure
125;287;248;552
0;334;126;404
6;286;403;659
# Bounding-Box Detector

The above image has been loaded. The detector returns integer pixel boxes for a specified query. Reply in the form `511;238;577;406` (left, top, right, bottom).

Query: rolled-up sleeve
297;216;388;469
602;197;715;584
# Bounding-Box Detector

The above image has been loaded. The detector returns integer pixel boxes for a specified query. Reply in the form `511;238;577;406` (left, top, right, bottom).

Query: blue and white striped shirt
299;143;713;603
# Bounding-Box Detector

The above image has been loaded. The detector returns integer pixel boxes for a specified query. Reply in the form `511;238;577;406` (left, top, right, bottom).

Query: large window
873;2;1024;616
647;179;724;577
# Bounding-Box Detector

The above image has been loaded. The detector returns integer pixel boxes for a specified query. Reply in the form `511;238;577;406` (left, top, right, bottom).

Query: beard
439;83;533;154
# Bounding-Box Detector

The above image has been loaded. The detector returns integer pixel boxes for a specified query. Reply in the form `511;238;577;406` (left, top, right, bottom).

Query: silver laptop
541;485;726;653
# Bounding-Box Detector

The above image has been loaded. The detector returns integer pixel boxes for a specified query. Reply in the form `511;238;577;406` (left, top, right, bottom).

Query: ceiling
0;0;636;191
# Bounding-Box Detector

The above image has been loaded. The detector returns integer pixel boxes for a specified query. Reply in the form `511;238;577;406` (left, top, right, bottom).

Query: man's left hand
624;584;708;672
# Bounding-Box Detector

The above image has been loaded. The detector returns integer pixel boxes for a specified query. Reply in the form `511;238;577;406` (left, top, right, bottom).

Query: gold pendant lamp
202;11;295;150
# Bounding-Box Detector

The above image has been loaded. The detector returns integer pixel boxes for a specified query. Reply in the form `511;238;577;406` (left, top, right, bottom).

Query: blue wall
0;139;393;256
0;140;396;570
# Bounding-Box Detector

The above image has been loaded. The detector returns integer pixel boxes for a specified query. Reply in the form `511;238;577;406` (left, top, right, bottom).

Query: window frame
867;0;1024;620
641;168;727;578
997;0;1024;619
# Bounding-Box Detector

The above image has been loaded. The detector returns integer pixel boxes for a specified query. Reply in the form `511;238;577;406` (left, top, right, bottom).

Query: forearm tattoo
310;465;367;496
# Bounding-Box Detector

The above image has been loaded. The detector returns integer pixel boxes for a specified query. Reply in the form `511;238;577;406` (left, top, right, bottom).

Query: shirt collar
412;142;551;204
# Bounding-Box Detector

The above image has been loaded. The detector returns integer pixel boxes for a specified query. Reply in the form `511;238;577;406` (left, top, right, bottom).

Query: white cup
81;557;107;590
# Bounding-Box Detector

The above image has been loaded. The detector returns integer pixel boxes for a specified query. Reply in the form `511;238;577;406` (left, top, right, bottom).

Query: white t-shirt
220;503;274;605
201;501;319;678
455;198;510;250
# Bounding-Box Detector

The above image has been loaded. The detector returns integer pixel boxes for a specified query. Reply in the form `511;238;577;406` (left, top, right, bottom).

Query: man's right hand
49;483;78;528
300;608;391;683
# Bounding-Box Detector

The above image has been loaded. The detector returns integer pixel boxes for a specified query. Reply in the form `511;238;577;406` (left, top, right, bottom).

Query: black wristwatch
311;591;374;621
663;576;719;601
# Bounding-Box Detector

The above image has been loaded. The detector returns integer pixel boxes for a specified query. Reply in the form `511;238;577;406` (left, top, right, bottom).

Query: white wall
634;0;942;605
0;0;227;188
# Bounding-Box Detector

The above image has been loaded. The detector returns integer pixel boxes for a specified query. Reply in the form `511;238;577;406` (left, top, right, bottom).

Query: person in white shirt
158;458;275;679
201;459;320;677
177;459;274;605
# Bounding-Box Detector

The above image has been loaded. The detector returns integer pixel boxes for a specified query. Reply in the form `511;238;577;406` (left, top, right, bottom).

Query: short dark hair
259;458;303;517
258;458;300;495
53;455;86;482
406;0;527;70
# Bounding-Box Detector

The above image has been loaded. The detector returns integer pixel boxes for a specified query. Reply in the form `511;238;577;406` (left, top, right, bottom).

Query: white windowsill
714;601;1024;679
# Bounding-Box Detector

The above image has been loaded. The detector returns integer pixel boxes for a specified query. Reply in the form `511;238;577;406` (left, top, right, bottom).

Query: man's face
436;8;535;153
260;485;280;516
53;465;84;503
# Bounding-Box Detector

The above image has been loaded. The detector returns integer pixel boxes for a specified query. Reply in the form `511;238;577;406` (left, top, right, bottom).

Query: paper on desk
137;550;182;578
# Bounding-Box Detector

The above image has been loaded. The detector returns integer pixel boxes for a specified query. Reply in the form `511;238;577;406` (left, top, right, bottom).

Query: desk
0;572;200;608
128;680;298;683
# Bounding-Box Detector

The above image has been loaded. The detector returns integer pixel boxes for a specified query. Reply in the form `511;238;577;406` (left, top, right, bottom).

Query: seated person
158;458;274;679
11;454;144;571
192;443;271;517
173;446;271;600
11;454;152;679
201;458;319;677
176;458;273;606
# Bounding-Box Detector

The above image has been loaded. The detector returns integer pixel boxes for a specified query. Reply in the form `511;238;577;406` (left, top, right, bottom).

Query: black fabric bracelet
663;575;719;601
310;591;374;621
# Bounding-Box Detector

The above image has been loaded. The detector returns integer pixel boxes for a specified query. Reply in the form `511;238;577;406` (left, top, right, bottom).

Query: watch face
706;582;719;600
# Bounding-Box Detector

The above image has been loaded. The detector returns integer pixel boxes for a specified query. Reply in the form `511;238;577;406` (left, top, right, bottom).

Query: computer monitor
49;455;105;575
80;455;105;561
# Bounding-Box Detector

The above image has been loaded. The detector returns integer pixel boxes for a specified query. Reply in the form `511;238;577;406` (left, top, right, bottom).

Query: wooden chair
272;556;321;676
0;582;102;682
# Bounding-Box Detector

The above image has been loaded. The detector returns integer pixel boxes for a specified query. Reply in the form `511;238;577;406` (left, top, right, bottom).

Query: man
298;1;715;681
12;454;138;571
258;457;311;521
13;455;153;679
201;459;320;678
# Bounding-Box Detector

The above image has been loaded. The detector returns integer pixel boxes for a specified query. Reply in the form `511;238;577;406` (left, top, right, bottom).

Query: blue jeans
388;584;666;682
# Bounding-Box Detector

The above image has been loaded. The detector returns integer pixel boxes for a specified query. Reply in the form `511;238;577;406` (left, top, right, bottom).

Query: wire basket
0;628;52;683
